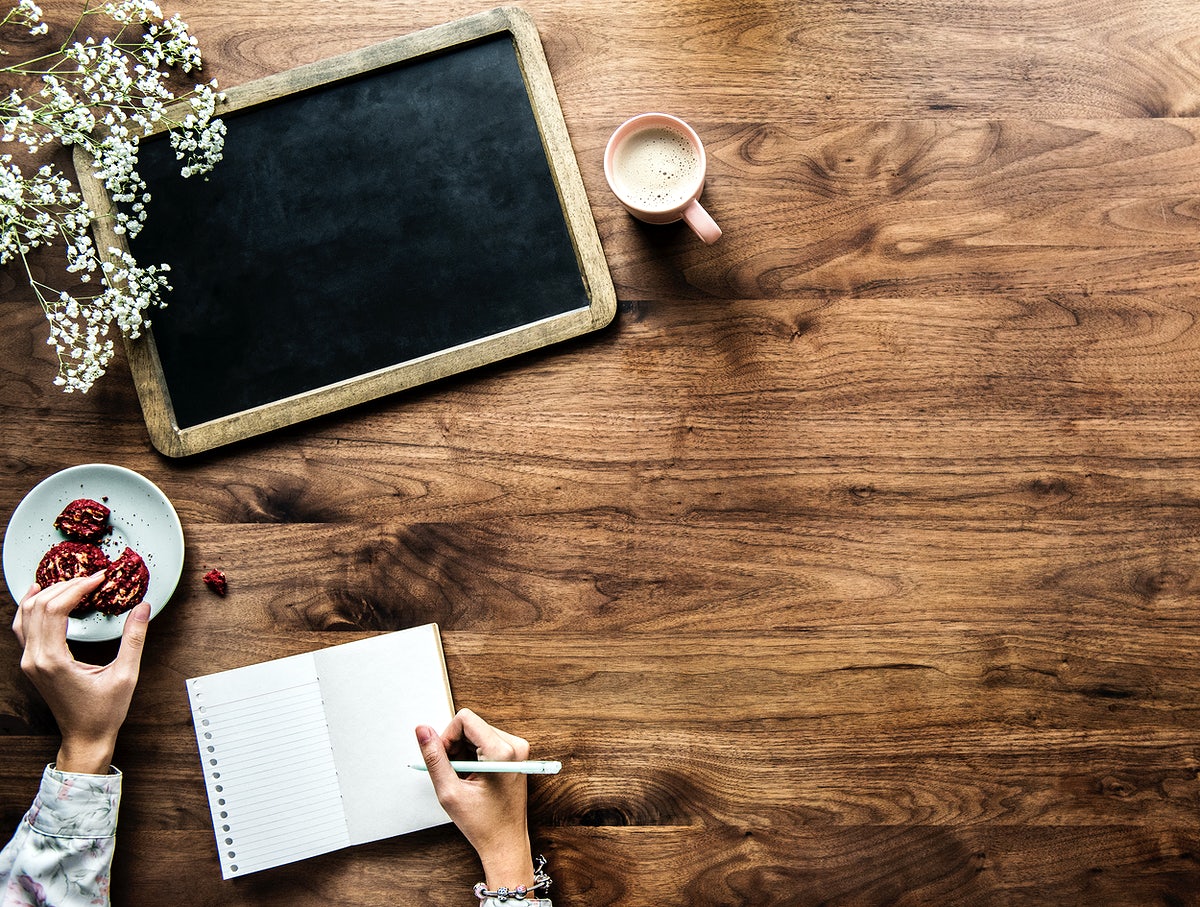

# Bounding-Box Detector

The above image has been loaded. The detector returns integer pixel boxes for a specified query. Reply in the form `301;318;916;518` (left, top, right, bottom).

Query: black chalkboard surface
75;8;616;456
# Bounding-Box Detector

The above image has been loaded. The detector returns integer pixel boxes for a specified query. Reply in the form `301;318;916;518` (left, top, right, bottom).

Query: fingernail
132;602;151;622
415;725;433;745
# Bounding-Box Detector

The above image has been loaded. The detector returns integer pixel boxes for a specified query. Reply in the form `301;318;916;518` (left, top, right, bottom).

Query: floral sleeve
0;765;121;907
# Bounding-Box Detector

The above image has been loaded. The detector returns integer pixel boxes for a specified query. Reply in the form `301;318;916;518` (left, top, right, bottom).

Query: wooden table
3;1;1200;904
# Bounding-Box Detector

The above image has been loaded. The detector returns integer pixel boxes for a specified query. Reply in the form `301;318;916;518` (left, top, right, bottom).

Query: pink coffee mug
604;113;722;244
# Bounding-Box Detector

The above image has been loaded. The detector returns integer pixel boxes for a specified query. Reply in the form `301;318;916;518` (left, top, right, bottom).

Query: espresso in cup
604;113;721;244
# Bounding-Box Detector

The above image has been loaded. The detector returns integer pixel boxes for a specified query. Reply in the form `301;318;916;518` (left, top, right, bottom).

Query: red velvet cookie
87;547;150;616
35;541;111;588
53;498;111;542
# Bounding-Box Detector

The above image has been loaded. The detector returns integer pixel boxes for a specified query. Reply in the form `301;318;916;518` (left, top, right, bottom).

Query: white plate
3;464;184;642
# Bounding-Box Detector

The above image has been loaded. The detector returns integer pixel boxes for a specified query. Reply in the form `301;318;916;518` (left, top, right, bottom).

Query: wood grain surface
2;1;1199;905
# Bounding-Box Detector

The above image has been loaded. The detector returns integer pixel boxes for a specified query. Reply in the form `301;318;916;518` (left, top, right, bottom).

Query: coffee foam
612;126;700;211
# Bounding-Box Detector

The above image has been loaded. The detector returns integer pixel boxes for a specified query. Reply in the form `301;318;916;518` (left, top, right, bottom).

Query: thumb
416;725;459;797
113;602;151;676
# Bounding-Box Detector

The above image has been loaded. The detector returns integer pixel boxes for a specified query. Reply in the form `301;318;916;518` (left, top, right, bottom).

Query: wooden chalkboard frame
73;7;616;457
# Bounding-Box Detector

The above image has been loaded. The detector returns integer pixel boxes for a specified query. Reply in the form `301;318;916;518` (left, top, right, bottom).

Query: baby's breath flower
0;0;223;392
3;0;46;36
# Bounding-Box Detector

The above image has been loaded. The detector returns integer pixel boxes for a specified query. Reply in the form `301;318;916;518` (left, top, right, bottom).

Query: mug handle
681;199;722;244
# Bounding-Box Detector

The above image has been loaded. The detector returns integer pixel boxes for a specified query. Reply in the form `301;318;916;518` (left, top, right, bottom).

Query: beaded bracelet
474;855;552;903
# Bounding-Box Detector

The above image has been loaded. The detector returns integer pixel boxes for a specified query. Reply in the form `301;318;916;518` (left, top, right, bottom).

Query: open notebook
185;624;455;878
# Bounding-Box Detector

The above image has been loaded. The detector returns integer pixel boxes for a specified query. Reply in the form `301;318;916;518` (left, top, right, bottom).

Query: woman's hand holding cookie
12;574;151;774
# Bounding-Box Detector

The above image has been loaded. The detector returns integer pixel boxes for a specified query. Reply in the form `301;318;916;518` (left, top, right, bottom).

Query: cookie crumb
203;568;228;596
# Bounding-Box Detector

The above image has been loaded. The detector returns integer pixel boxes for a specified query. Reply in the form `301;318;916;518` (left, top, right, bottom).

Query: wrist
480;837;535;889
56;736;116;775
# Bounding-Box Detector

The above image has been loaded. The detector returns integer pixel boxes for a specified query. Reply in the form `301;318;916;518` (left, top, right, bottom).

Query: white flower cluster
0;0;225;392
4;0;48;36
43;247;170;390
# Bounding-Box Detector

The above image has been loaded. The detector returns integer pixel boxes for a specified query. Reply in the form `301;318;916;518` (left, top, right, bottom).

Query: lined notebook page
186;651;350;878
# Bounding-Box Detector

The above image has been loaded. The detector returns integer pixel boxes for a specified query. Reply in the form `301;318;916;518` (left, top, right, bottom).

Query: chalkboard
74;8;616;457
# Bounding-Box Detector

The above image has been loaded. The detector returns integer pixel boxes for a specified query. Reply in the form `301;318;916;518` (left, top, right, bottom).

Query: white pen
409;760;562;775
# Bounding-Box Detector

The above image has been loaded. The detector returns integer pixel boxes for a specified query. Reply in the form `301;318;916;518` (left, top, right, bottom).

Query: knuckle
438;786;463;810
490;736;526;762
45;595;76;615
20;652;53;679
511;736;530;760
